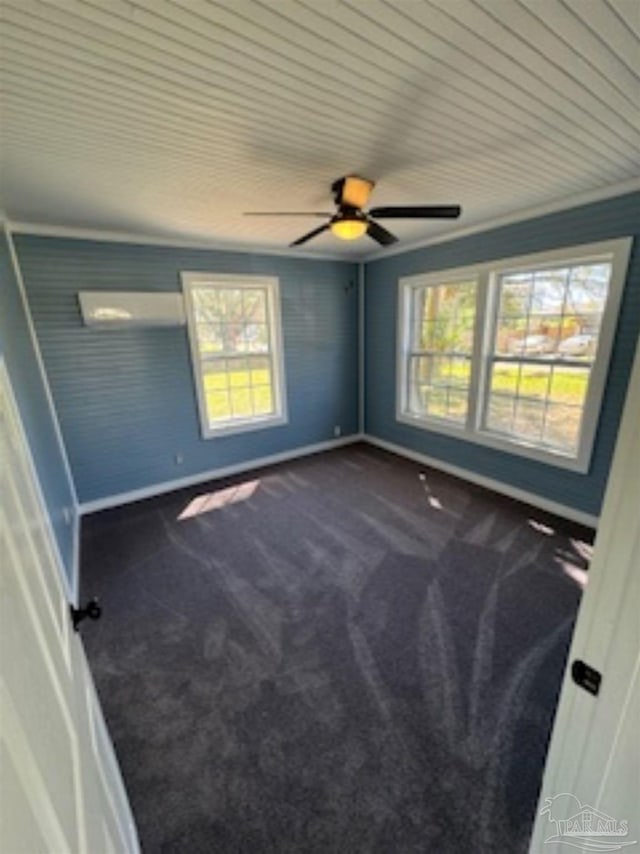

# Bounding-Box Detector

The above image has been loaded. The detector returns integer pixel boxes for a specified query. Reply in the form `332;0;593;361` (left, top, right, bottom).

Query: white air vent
78;292;185;328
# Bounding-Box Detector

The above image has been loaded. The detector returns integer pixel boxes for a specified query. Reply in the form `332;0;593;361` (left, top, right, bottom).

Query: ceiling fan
244;176;461;247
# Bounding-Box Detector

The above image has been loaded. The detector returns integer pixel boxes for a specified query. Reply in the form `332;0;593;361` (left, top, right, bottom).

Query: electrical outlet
174;453;184;465
333;425;341;438
63;507;73;525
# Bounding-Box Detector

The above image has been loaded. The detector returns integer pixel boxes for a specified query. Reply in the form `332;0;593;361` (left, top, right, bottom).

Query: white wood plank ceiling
1;0;639;258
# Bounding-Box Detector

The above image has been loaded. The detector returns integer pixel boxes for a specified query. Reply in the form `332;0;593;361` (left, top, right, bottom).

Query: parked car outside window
558;334;596;357
509;334;555;355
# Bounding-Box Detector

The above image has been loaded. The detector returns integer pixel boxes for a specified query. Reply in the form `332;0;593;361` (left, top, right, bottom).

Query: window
397;239;631;472
182;273;287;437
404;277;478;425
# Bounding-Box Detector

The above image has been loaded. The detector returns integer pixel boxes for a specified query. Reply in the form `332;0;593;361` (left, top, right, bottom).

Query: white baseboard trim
363;434;599;529
79;434;364;515
78;430;598;527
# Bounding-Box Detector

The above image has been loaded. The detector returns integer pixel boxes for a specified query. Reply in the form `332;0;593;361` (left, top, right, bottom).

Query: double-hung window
397;239;631;472
182;273;287;438
403;277;478;425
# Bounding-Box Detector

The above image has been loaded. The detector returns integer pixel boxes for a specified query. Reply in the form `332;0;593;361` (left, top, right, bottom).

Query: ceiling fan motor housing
332;175;375;209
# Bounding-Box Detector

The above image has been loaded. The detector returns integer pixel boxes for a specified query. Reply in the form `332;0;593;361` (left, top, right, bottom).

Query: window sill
201;413;288;440
395;410;589;473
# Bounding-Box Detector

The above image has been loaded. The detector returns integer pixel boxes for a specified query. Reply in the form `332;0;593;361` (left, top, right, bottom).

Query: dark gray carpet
81;443;592;854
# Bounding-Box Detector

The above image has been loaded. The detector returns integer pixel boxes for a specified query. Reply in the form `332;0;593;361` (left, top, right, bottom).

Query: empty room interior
1;2;639;853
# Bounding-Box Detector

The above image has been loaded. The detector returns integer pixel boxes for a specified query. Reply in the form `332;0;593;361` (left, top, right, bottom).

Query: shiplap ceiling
1;0;639;259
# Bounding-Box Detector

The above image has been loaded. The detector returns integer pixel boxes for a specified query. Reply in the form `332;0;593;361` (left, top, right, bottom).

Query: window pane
206;390;231;423
499;274;531;316
228;359;249;387
193;287;221;323
243;289;267;322
249;356;271;385
513;399;545;442
508;327;558;357
486;393;515;434
220;289;243;321
449;356;471;388
446;389;468;421
495;317;524;356
203;359;228;391
490;361;519;396
201;355;276;424
408;355;466;423
252;386;274;416
567;265;609;313
519;364;552;400
558;313;586;347
486;362;588;455
244;323;269;353
423;387;448;420
410;354;449;387
197;323;224;355
531;268;569;313
223;321;245;353
549;366;589;407
418;281;476;354
543;404;582;453
230;387;252;417
486;360;518;433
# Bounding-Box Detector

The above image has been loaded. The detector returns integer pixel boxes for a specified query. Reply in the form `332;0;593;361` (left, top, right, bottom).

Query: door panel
0;743;52;854
0;360;139;854
529;341;640;849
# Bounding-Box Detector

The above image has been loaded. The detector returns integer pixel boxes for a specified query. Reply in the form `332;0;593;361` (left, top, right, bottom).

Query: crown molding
5;177;638;265
4;220;355;263
362;177;640;263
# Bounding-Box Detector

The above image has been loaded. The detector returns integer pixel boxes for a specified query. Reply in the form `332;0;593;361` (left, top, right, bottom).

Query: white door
529;339;640;851
0;360;139;854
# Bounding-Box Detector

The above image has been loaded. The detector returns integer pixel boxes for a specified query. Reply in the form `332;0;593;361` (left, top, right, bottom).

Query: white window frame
397;271;483;431
396;238;632;473
182;272;288;439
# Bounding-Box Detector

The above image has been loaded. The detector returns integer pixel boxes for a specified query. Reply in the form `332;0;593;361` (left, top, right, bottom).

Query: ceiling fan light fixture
330;216;368;241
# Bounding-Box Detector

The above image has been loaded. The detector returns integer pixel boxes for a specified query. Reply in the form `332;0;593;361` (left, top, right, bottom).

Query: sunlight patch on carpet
178;480;260;520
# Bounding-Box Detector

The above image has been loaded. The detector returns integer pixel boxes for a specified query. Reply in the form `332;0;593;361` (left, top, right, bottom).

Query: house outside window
397;238;631;472
182;273;287;438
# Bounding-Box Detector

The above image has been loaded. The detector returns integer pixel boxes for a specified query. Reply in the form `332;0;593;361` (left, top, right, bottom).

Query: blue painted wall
0;230;77;582
15;236;359;505
365;191;640;517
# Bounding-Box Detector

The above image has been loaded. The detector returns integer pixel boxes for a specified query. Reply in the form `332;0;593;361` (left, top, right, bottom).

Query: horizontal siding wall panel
16;236;358;504
364;191;640;517
0;231;77;581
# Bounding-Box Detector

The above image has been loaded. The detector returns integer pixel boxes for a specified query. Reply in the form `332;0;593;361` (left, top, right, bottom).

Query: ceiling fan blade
367;219;398;246
244;211;331;217
368;205;462;219
290;222;331;246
